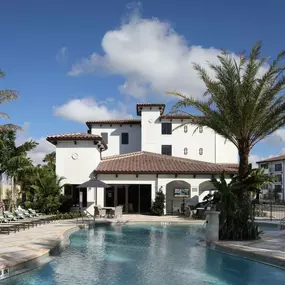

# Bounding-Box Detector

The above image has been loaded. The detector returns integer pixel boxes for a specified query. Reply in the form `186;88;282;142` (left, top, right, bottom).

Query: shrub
55;212;85;220
151;190;165;216
59;195;73;213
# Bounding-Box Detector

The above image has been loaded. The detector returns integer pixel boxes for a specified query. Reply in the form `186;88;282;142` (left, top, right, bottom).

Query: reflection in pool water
2;224;285;285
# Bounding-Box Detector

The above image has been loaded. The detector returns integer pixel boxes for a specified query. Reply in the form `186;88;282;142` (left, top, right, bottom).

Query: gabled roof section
86;119;141;128
94;151;238;174
257;155;285;163
46;133;107;150
136;103;165;116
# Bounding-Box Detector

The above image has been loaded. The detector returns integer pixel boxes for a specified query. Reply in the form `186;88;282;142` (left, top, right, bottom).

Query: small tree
151;189;165;216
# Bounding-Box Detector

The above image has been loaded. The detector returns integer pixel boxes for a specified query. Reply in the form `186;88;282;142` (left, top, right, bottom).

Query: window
161;123;172;134
101;132;108;144
275;163;282;172
184;147;188;155
184;126;188;133
260;163;268;169
276;174;282;182
275;185;282;193
262;184;269;190
161;145;172;156
199;148;203;155
199;126;203;133
121;133;129;145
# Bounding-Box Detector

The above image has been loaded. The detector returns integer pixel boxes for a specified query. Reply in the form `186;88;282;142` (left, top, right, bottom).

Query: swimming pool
2;223;285;285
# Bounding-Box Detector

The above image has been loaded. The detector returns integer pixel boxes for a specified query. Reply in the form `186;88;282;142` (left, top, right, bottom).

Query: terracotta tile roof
86;119;141;128
257;155;285;163
136;103;165;116
46;133;107;150
94;151;238;174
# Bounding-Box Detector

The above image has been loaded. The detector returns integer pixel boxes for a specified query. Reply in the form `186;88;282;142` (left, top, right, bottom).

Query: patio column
114;185;118;206
125;185;129;213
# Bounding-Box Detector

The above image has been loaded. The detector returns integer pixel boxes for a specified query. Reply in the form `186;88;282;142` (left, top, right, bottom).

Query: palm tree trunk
238;143;250;178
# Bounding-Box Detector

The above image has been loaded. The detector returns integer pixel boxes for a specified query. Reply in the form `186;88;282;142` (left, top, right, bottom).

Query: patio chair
185;206;192;218
3;211;17;221
111;205;123;218
94;205;106;218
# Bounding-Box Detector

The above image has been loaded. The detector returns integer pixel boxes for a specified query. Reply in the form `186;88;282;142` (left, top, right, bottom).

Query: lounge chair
0;224;18;234
14;210;25;219
3;211;17;221
0;213;8;223
19;209;33;218
28;208;40;217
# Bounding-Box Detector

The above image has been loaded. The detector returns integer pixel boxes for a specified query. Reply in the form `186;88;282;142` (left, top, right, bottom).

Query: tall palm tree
167;42;285;239
0;69;21;131
168;42;285;178
0;130;37;208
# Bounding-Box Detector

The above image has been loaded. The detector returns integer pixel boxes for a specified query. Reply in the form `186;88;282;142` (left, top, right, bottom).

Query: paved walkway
0;220;79;271
213;230;285;268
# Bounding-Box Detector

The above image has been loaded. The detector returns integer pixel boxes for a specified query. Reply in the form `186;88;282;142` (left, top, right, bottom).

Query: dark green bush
55;212;86;220
151;190;165;216
59;195;73;213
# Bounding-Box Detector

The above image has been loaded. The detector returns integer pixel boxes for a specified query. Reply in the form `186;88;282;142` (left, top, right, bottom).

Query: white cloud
53;97;132;123
263;129;285;145
16;123;55;165
249;154;265;168
56;46;68;64
68;11;267;100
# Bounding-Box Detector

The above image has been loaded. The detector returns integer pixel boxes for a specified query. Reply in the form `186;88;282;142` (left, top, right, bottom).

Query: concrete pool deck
211;229;285;269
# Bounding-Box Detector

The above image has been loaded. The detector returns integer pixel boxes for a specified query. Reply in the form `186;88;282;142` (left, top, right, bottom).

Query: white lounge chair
3;211;17;221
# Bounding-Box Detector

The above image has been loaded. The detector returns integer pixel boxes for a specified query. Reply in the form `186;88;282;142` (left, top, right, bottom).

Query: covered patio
104;184;152;213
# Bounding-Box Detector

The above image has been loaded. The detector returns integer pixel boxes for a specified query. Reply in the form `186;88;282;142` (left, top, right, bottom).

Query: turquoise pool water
2;223;285;285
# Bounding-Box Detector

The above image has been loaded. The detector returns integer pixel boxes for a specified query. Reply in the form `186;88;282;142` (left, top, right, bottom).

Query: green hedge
55;212;86;220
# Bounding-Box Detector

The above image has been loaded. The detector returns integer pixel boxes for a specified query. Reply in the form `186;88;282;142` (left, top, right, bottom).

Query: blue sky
0;0;285;164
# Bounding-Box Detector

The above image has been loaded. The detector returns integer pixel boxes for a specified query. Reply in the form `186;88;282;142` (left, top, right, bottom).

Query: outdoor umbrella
77;179;110;206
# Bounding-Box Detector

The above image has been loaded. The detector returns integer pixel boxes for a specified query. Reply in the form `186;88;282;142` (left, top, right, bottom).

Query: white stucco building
47;103;238;214
257;155;285;201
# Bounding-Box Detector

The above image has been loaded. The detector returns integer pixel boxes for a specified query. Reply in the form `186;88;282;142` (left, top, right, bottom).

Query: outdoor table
101;207;115;218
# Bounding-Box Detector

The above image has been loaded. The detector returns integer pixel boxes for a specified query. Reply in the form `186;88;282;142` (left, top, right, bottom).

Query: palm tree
0;130;37;208
43;151;56;171
168;42;285;178
167;42;285;239
0;69;21;131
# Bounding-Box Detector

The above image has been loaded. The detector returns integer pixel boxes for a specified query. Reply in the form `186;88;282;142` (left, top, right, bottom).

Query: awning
77;179;110;188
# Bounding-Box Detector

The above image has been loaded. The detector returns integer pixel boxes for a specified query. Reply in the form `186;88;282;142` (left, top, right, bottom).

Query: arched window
184;125;188;133
184;148;188;155
199;126;203;133
199;148;203;155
